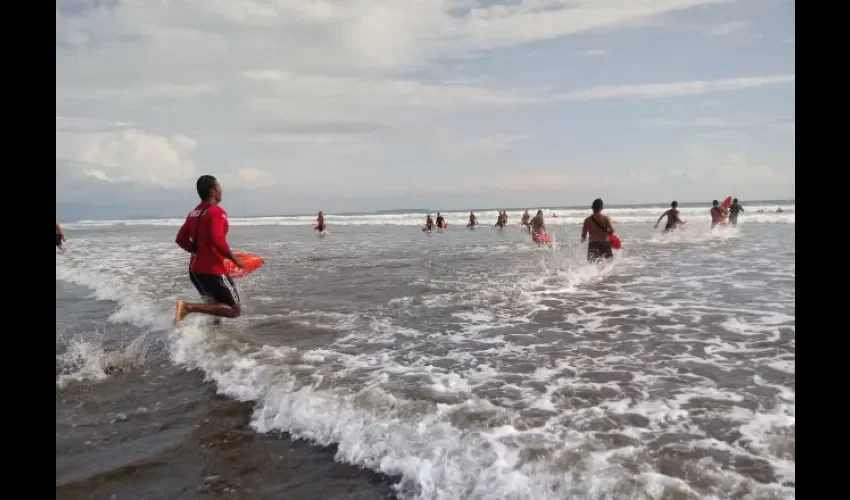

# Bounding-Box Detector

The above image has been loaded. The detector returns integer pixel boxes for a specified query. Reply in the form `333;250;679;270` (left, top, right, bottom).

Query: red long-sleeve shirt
175;201;232;275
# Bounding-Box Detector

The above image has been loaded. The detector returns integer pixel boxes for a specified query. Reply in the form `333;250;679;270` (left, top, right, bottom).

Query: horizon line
59;198;795;223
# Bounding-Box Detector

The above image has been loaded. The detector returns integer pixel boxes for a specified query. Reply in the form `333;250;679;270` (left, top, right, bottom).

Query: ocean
56;201;795;500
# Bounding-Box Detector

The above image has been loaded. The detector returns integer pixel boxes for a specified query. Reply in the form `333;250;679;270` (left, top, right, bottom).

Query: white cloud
56;119;198;188
558;74;794;101
55;0;795;215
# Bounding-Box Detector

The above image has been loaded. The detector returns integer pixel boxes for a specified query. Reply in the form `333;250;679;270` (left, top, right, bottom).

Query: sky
56;0;795;219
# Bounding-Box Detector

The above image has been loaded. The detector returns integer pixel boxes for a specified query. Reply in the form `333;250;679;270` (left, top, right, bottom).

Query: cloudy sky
56;0;794;219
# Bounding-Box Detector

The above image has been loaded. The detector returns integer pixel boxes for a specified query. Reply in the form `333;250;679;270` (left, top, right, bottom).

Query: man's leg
175;273;241;324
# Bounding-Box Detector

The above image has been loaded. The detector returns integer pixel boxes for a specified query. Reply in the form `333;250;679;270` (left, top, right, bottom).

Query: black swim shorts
189;272;241;308
587;241;613;262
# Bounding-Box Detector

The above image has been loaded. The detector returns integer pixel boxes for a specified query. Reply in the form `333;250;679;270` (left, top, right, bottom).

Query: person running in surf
435;212;445;229
174;175;243;325
425;214;434;231
529;209;546;237
56;221;66;250
581;198;615;262
494;211;506;229
654;201;685;232
520;210;531;231
467;212;478;227
710;200;727;229
728;198;744;226
314;211;326;232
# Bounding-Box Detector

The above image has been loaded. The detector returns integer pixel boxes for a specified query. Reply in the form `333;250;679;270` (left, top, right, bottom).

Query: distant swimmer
425;213;434;231
435;212;445;229
529;209;546;236
710;200;727;229
654;201;685;232
520;210;531;231
173;175;243;325
728;198;744;226
581;198;615;262
467;212;478;227
56;221;66;250
314;211;326;232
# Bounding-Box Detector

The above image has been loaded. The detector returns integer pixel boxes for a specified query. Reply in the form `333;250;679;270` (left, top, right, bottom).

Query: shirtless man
529;209;546;237
581;198;615;262
435;212;445;229
56;221;67;250
710;200;727;229
314;211;326;232
654;201;684;232
425;214;434;231
467;212;478;228
494;211;506;229
520;210;530;231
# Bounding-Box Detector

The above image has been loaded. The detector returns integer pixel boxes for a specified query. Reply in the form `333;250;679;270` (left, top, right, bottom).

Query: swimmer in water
710;200;727;229
529;209;546;241
494;211;506;229
467;212;478;227
315;211;325;232
654;201;685;232
581;198;615;262
56;221;66;250
728;198;744;226
425;213;434;231
520;210;530;231
435;212;445;229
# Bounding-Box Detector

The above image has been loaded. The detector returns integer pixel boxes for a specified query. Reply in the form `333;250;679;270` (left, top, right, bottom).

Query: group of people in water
652;198;745;232
55;174;754;326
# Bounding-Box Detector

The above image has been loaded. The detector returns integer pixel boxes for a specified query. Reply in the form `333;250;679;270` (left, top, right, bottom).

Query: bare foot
174;300;189;325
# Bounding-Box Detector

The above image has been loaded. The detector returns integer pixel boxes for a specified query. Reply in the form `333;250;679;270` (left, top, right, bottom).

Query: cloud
557;74;794;101
56;119;198;188
436;133;532;155
702;20;750;37
579;49;609;56
645;117;758;127
769;122;795;134
56;0;795;217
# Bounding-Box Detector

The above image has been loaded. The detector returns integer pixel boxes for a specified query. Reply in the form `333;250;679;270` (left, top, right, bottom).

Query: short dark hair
196;175;218;201
712;200;719;205
592;198;603;212
733;198;738;203
671;201;678;208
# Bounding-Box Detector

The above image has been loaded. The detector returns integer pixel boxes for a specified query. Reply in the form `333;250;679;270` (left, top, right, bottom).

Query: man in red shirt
173;175;243;325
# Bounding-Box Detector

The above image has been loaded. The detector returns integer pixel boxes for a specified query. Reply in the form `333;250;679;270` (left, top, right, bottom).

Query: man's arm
210;212;241;265
654;210;668;227
175;217;193;252
581;220;588;242
606;216;615;234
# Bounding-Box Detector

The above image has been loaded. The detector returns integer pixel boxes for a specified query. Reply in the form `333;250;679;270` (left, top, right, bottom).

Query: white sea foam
63;202;795;229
